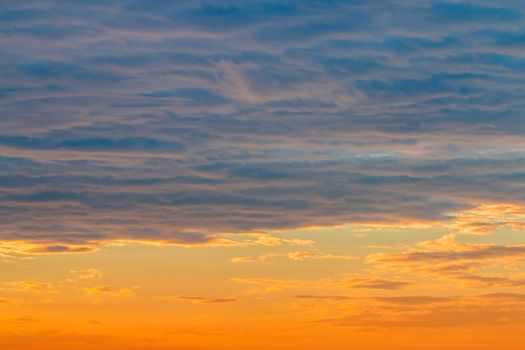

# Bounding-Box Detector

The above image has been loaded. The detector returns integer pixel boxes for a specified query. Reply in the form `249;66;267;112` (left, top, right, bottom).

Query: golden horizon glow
2;203;525;349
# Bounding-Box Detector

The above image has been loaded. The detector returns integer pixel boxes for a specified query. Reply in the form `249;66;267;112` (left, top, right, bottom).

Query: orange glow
1;203;525;349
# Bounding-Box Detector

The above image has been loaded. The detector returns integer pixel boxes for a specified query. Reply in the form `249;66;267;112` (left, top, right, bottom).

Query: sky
1;0;525;349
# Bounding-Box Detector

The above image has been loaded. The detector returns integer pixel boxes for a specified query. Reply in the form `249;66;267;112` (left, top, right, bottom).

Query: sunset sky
2;1;525;349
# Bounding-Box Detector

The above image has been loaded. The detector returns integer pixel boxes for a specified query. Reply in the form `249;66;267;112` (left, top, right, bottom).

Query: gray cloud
1;1;525;247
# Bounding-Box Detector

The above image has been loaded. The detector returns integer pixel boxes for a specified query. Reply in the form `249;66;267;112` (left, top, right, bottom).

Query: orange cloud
449;203;525;236
294;295;351;301
230;251;356;263
68;268;103;282
287;251;357;261
317;293;525;328
2;280;56;293
231;276;413;293
159;295;237;304
367;233;525;287
82;285;136;297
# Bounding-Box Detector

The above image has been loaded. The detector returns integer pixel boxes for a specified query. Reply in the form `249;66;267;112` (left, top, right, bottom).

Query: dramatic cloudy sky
1;1;525;349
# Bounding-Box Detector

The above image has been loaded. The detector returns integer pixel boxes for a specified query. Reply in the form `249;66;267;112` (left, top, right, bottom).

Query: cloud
449;203;525;236
287;251;357;261
349;278;413;290
0;270;137;305
27;245;95;254
1;280;55;293
293;295;351;301
429;2;521;23
371;295;452;305
231;276;413;293
367;233;525;288
67;268;103;282
0;297;21;306
230;250;356;263
82;285;136;297
1;0;525;249
8;316;40;323
318;293;525;328
369;238;525;264
294;294;452;305
159;295;237;304
0;135;185;152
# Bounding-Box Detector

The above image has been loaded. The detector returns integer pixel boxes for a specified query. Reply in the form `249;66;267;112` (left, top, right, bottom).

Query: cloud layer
1;0;525;248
